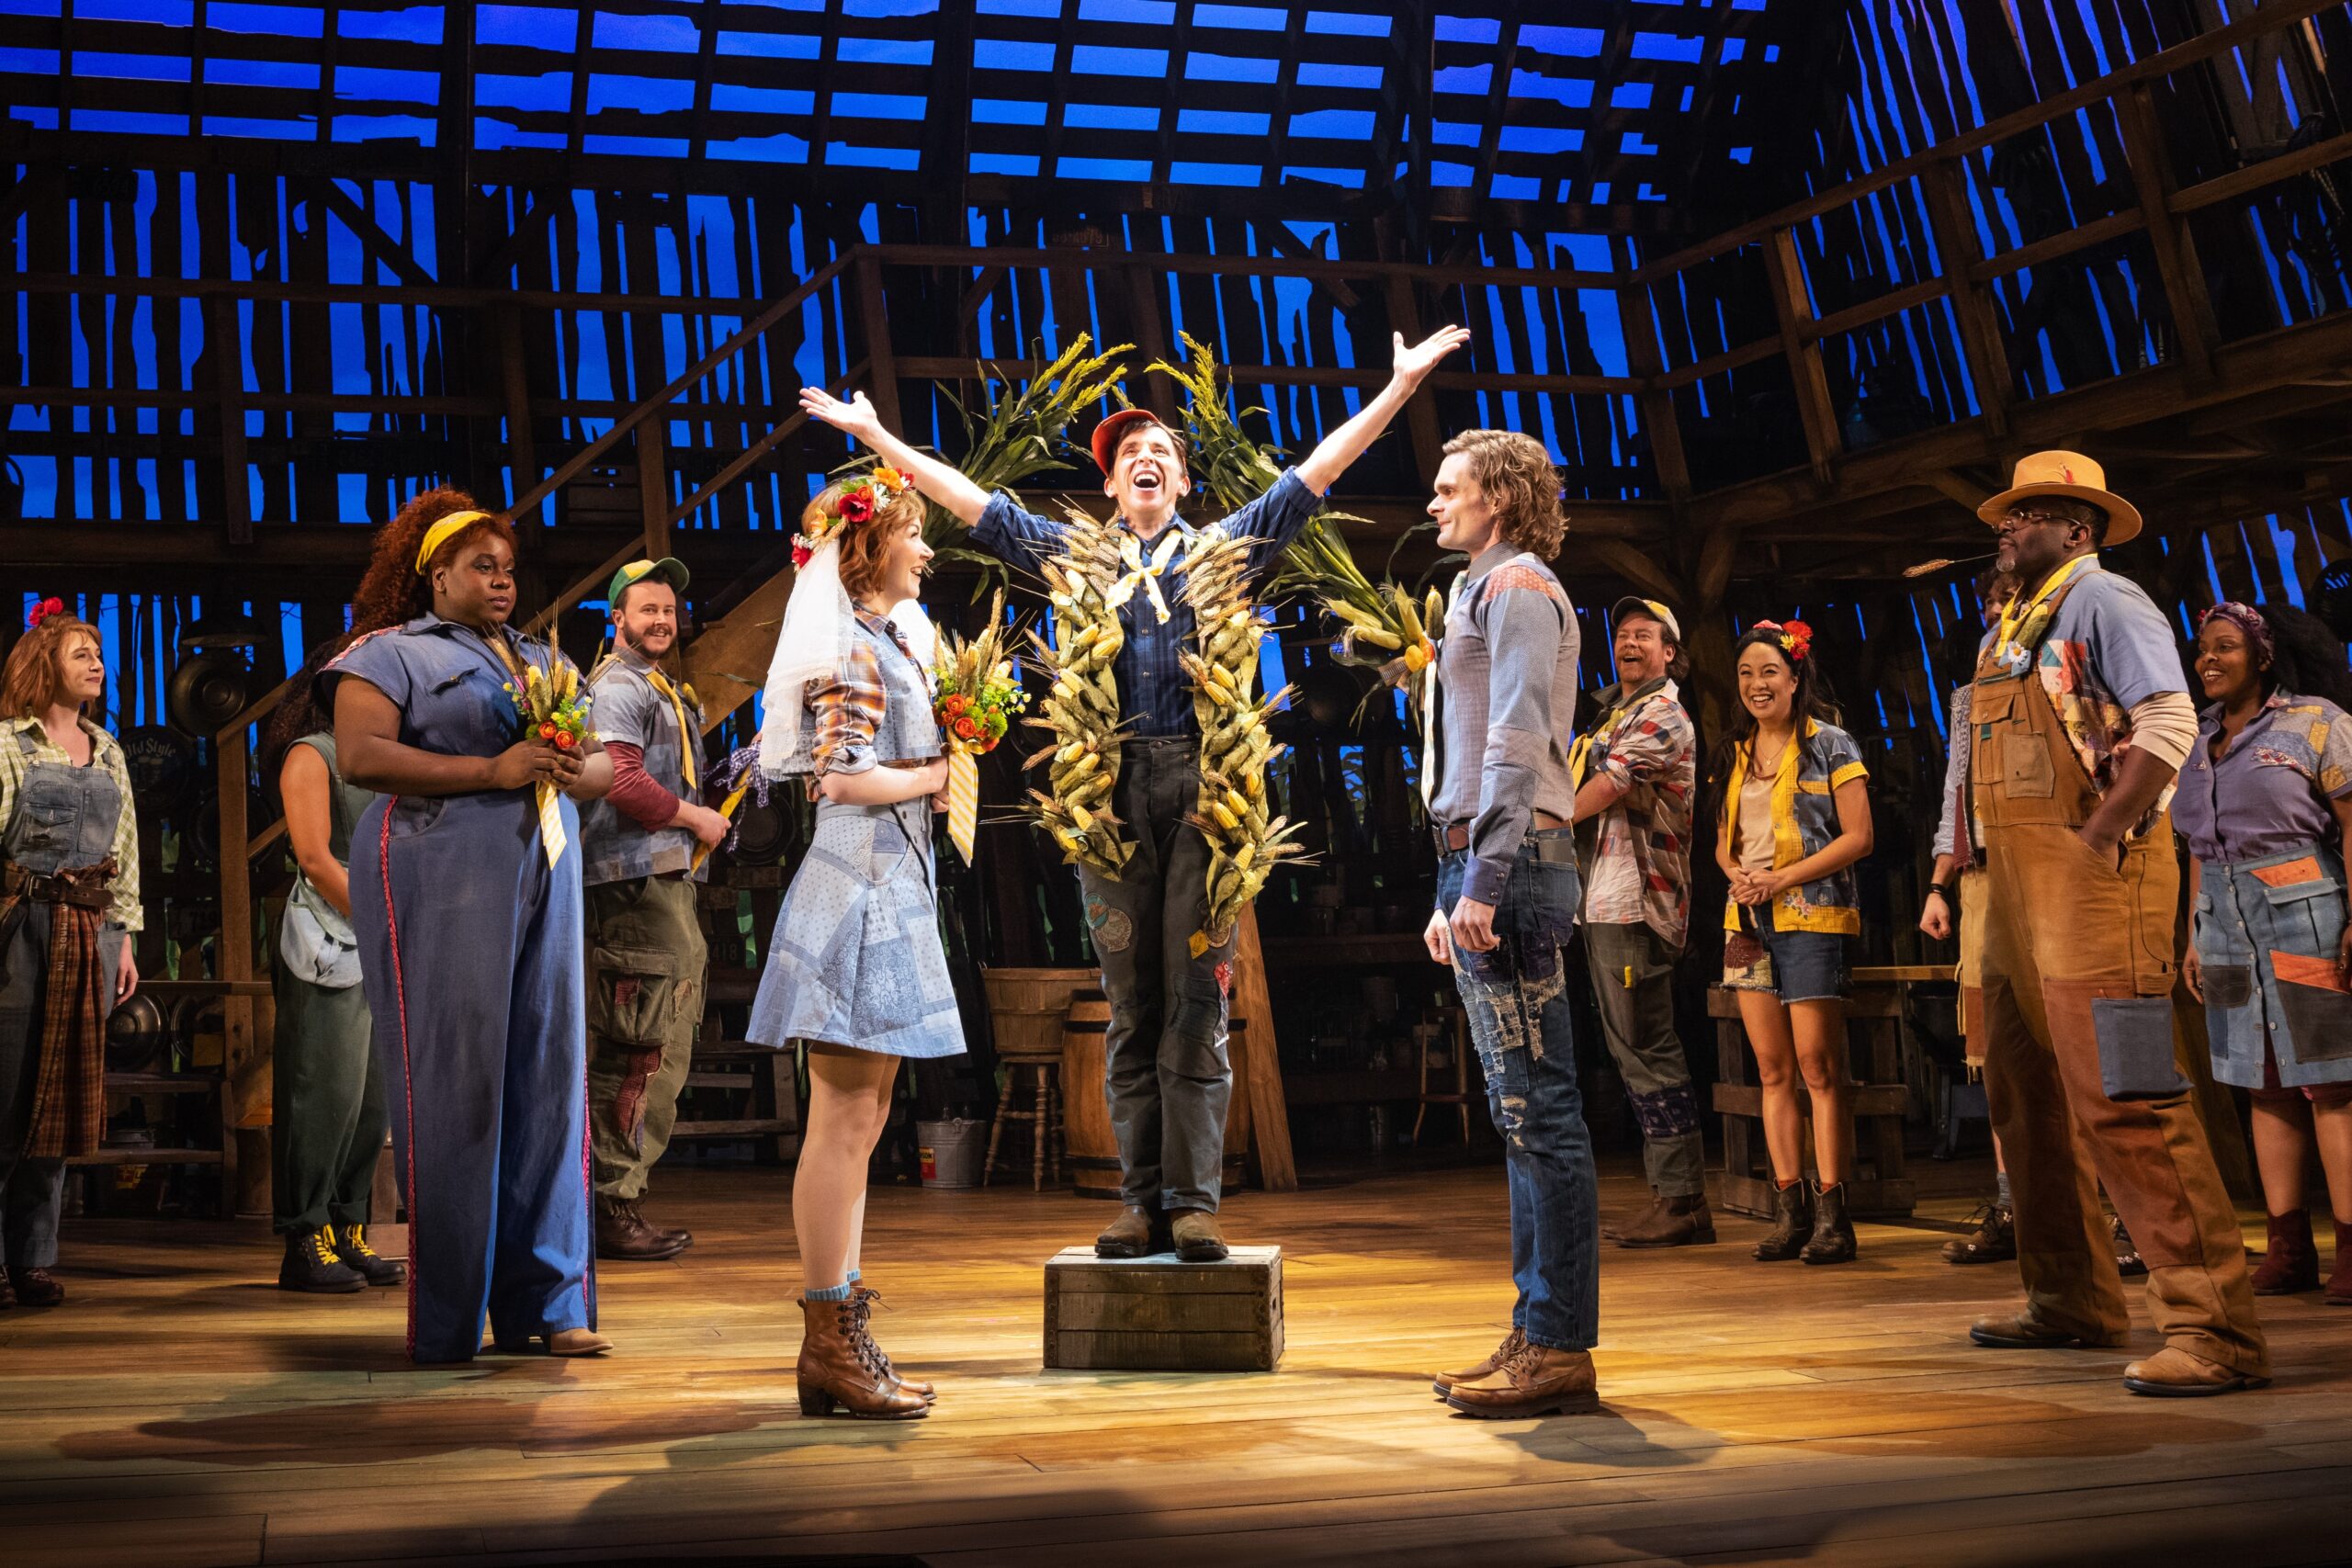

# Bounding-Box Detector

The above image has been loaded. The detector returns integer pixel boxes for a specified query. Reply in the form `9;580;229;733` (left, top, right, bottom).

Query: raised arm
799;387;991;526
1293;326;1471;496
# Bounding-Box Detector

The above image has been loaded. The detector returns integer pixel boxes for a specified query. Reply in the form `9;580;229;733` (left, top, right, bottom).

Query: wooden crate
1043;1246;1283;1372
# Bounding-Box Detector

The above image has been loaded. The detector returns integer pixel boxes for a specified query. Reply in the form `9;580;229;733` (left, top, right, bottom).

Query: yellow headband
414;510;496;575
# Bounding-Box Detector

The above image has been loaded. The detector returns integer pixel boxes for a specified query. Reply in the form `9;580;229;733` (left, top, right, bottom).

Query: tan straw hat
1975;449;2143;546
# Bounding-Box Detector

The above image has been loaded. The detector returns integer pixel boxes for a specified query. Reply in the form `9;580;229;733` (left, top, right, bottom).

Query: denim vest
6;727;130;1000
580;651;708;886
1717;718;1869;936
784;614;943;772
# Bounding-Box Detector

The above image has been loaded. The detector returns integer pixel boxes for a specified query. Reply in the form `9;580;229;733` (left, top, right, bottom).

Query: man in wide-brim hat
1961;449;2270;1394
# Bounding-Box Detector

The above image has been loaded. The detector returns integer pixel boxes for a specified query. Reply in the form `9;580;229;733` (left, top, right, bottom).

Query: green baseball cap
608;557;689;606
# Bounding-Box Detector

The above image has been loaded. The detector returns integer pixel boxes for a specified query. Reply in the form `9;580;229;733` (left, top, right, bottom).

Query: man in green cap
579;558;728;1261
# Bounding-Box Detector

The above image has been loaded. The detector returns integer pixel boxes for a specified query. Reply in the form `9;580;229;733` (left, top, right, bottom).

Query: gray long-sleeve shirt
1933;682;1973;862
1426;544;1580;908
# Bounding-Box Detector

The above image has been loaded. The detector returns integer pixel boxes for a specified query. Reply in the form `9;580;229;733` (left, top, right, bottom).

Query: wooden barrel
983;966;1098;1061
1061;989;1248;1200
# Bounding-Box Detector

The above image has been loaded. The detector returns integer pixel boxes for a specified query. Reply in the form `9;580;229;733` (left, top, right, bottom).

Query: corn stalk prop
1151;333;1444;714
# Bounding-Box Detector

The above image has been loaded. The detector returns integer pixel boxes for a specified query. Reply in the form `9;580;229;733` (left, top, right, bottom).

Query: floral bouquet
933;589;1029;863
503;660;592;867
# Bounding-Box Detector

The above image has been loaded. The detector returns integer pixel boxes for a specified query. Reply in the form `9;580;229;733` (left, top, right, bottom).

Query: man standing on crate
1569;597;1709;1248
797;324;1467;1264
1418;429;1599;1419
579;558;729;1262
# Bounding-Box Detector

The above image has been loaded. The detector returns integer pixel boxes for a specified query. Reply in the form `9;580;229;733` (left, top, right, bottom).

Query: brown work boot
797;1294;927;1420
9;1267;63;1308
1800;1181;1858;1265
1616;1191;1715;1249
2328;1216;2352;1307
852;1286;935;1402
1094;1205;1168;1258
1941;1201;2016;1265
1752;1180;1813;1261
597;1195;688;1262
1968;1311;2122;1350
1430;1325;1525;1401
1170;1208;1229;1262
2250;1210;2319;1295
1444;1340;1600;1418
2121;1345;2270;1397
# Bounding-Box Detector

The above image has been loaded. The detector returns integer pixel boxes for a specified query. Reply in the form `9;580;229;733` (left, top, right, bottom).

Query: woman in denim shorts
1713;621;1873;1265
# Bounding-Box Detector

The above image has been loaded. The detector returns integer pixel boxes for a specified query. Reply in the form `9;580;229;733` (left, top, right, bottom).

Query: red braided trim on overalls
378;803;421;1361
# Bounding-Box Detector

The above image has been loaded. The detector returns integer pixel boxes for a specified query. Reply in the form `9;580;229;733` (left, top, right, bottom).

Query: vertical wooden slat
209;293;254;545
1382;276;1445;487
854;253;902;431
1919;159;2015;436
1762;228;1842;487
2116;82;2220;384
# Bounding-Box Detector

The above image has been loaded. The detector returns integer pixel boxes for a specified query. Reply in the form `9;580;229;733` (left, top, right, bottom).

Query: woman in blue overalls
2177;602;2352;1305
0;602;141;1309
323;491;615;1362
752;472;962;1419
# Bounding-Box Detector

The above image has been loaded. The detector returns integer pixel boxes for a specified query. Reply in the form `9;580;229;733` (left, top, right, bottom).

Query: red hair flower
27;596;64;629
1777;620;1814;661
837;485;875;525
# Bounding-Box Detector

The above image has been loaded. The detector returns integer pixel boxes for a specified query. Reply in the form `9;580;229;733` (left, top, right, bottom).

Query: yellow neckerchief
1992;554;2096;671
590;645;701;792
1568;675;1672;789
1103;525;1185;623
1718;718;1814;873
642;669;700;791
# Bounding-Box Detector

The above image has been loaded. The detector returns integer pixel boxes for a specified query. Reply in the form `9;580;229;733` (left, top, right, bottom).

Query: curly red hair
2;611;102;720
806;479;926;605
348;486;520;636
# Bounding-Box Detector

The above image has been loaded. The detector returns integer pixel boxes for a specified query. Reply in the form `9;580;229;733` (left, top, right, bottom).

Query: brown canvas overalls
1971;577;2267;1376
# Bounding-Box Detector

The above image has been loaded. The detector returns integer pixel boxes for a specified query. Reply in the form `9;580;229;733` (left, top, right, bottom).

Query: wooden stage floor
5;1158;2348;1568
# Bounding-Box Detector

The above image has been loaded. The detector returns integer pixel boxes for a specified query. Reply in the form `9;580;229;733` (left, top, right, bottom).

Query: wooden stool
1410;1008;1473;1147
984;1050;1063;1190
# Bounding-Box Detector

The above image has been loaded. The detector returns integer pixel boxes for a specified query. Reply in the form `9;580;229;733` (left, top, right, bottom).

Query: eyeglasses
1996;508;2082;532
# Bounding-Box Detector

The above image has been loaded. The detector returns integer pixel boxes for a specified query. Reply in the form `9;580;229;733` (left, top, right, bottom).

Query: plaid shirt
970;469;1318;737
1570;677;1694;946
0;715;141;931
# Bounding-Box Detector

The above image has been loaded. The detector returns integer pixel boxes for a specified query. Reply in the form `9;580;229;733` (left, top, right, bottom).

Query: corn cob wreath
1019;504;1136;878
1179;527;1309;949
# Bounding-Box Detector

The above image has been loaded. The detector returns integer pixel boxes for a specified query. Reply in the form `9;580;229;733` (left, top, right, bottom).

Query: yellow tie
644;670;699;792
487;634;569;870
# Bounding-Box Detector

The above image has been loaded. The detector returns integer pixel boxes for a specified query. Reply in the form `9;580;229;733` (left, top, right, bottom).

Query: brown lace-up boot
1444;1340;1601;1418
852;1286;934;1401
797;1294;928;1420
1430;1326;1524;1401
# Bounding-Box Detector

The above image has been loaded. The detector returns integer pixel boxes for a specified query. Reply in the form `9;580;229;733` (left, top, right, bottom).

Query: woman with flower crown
1711;618;1874;1266
752;469;964;1421
321;491;615;1362
0;598;141;1310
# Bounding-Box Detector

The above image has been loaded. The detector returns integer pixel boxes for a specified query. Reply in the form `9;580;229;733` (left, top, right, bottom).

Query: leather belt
1;861;113;911
1431;814;1570;856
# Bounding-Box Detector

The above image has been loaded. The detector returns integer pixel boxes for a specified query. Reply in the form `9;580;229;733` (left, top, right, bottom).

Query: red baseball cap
1091;408;1176;475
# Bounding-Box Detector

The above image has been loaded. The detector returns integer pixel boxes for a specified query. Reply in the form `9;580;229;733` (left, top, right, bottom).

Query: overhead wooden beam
1761;228;1842;487
316;179;436;288
1918;159;2014;437
2116;82;2220;385
1585;538;1683;606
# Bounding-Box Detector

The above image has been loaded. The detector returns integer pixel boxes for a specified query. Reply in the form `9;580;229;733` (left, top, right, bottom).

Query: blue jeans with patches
1441;833;1599;1352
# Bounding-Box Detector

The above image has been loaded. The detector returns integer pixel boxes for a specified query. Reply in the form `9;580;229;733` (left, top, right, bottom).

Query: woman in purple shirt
2176;602;2352;1304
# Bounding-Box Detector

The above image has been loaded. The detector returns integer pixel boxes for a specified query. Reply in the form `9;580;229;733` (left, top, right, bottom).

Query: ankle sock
1996;1171;2012;1208
805;1281;854;1303
846;1269;861;1284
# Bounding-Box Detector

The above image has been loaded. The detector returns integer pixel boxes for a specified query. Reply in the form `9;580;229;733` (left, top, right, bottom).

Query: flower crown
27;596;66;630
1754;618;1813;662
794;467;911;570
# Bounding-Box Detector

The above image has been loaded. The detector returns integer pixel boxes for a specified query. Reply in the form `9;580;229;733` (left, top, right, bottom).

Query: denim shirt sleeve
969;490;1069;578
1464;579;1567;907
1219;468;1319;581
